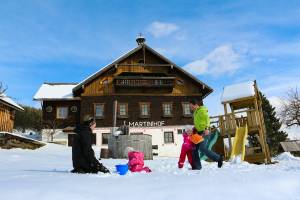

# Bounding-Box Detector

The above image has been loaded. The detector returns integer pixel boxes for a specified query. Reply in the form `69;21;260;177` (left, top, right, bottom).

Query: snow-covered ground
1;144;300;200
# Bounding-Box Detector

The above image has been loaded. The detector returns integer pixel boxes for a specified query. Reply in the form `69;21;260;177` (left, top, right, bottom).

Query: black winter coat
72;124;98;171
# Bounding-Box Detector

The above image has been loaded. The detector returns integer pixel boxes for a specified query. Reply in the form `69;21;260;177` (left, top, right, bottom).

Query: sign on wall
123;121;165;127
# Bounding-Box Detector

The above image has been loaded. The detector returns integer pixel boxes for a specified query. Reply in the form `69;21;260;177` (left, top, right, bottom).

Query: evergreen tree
14;105;42;133
260;92;288;156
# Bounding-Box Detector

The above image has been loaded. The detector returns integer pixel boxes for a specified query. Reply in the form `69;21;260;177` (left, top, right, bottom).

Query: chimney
136;33;146;45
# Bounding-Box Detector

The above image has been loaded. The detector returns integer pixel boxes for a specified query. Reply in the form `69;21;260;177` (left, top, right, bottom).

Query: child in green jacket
189;99;223;170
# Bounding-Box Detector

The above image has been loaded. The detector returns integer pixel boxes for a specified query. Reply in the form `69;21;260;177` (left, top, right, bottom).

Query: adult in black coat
71;116;110;174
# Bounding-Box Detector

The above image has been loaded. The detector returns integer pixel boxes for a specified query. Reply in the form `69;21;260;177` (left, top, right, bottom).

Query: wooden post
112;100;117;134
143;45;146;64
254;86;271;163
224;103;232;154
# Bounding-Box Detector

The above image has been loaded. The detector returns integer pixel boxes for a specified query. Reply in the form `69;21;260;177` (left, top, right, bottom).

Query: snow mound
230;155;243;164
275;152;300;161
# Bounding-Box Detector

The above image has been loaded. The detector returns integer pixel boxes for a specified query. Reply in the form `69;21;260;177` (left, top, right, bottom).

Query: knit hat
83;115;95;126
184;125;193;132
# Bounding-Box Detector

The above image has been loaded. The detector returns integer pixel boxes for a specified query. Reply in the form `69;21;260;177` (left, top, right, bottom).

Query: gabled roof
73;44;213;98
34;83;79;101
0;93;24;111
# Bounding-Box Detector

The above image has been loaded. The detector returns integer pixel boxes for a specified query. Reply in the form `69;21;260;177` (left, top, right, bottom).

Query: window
164;131;174;143
118;103;128;118
56;107;68;119
140;102;150;118
102;133;109;145
177;129;183;134
130;132;143;135
162;103;172;117
182;102;192;117
46;106;53;113
94;104;105;119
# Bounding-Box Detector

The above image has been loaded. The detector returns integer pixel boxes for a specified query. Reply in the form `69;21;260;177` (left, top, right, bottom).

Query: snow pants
178;144;193;168
192;134;221;170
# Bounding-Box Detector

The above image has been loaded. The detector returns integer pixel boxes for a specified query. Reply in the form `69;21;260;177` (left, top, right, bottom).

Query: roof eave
73;45;144;92
33;97;80;101
143;44;214;98
0;99;24;112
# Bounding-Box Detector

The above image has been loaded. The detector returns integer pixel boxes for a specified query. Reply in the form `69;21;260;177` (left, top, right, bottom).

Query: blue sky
1;0;300;120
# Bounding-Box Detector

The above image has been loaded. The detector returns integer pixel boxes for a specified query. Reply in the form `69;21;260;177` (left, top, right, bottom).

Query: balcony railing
114;76;175;88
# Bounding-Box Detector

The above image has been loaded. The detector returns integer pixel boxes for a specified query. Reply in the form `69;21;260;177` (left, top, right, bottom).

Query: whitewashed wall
94;125;190;157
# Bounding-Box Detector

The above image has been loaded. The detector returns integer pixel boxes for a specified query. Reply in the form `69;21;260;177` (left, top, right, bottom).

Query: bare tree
280;88;300;127
0;82;7;95
43;119;62;142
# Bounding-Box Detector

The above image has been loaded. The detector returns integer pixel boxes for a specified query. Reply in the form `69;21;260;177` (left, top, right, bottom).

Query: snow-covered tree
281;88;300;127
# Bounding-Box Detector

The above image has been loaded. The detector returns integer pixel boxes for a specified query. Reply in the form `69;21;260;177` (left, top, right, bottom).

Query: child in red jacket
178;126;194;168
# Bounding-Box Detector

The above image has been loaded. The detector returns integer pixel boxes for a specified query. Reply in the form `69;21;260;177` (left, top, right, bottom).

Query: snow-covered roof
280;141;300;152
0;131;45;144
0;93;24;111
33;83;78;100
221;81;256;103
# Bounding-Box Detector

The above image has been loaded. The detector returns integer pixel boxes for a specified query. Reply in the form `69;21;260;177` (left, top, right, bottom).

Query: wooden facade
38;41;213;130
42;100;81;129
80;95;194;127
0;96;23;133
0;104;15;132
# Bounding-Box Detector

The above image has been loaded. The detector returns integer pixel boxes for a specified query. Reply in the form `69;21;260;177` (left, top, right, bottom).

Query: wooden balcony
114;76;175;88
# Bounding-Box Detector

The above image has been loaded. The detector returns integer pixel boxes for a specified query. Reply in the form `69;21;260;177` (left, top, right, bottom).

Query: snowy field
1;144;300;200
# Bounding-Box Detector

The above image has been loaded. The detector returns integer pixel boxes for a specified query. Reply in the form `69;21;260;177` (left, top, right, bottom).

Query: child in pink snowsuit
178;128;194;168
128;151;151;173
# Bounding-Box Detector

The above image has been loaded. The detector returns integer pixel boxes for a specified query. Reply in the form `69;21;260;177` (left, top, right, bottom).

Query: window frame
177;129;183;134
139;102;150;118
94;103;105;119
182;102;192;117
101;133;109;145
56;106;69;119
164;131;174;144
162;102;173;117
117;103;128;118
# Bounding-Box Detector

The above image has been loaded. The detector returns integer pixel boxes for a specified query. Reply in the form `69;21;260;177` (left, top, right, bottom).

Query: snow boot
218;155;223;168
71;168;86;174
97;163;110;174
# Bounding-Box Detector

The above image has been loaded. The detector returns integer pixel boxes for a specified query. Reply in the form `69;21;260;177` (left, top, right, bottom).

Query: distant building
0;93;24;132
34;38;213;157
279;140;300;157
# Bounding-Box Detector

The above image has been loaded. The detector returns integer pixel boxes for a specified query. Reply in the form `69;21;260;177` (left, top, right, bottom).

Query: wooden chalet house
0;93;24;132
34;37;213;157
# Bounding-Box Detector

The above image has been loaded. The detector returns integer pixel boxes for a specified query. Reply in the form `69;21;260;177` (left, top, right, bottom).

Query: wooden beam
224;103;232;152
254;84;271;163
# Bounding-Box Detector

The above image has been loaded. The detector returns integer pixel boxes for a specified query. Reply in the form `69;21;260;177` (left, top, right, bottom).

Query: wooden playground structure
210;81;271;164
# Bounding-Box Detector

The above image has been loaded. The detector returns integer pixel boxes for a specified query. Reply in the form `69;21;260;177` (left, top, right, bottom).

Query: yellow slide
230;125;248;161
